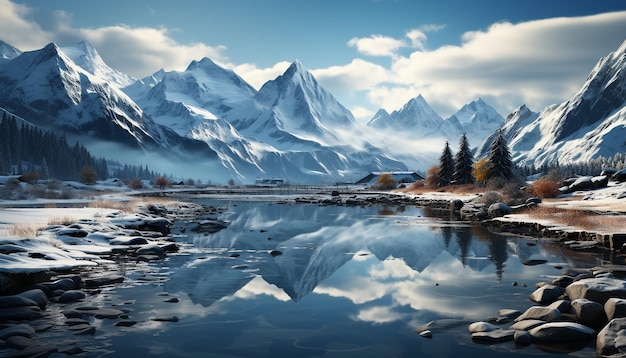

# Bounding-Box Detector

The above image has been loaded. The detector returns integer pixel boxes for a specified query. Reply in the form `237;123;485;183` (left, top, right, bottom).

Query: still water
94;197;601;357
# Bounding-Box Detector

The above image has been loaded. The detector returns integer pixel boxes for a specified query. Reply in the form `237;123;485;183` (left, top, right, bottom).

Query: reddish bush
531;178;561;198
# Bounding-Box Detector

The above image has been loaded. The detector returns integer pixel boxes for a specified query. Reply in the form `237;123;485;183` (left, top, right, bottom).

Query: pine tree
437;141;454;186
453;133;474;184
486;128;514;180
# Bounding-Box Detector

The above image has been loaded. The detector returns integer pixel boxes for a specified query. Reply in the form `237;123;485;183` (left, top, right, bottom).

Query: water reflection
102;199;605;357
166;201;599;316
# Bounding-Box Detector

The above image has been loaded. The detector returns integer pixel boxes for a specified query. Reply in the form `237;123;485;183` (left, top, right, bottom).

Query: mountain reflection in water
107;199;602;357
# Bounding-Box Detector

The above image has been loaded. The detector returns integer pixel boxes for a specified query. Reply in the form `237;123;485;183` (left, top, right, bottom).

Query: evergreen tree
453;133;474;184
486;128;514;180
437;141;454;186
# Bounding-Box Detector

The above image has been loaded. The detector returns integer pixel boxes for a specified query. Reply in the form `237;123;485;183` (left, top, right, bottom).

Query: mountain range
0;38;624;183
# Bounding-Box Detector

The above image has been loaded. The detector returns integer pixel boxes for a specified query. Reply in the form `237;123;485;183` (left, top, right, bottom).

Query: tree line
0;112;162;183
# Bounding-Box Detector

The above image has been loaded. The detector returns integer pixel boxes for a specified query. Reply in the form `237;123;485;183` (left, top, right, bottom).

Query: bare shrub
48;216;76;226
128;178;144;190
154;176;169;189
424;165;440;188
530;178;561;198
375;173;398;190
476;191;502;206
8;224;41;238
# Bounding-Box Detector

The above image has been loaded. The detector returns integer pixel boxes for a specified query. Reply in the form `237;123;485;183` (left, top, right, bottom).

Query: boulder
605;298;626;320
565;277;626;304
597;318;626;356
488;202;512;218
613;169;626;183
568;176;593;192
529;285;565;304
529;322;595;343
471;329;515;343
509;319;545;331
571;298;607;329
468;321;500;333
450;199;464;211
84;276;124;288
547;299;572;313
57;290;86;303
514;330;532;345
515;306;561;322
0;323;35;340
0;306;43;321
591;175;609;189
17;289;48;309
0;295;39;308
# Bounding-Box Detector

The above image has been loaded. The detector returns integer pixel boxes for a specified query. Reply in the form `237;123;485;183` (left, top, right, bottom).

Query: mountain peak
0;40;21;61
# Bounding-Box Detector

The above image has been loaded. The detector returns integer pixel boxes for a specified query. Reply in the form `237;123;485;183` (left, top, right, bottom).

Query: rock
529;285;565;304
17;289;48;309
5;335;39;349
418;330;432;339
84;276;125;288
0;306;43;321
65;318;90;326
110;237;149;245
514;330;532;345
0;295;39;308
616;330;626;354
568;176;593;192
471;329;515;343
74;326;96;335
509;319;545;331
597;318;626;356
605;298;626;320
571;298;607;329
613;168;626;183
136;244;165;258
565;277;626;304
57;290;86;303
552;275;574;288
522;259;548;266
547;299;572;313
525;197;542;205
269;250;283;257
63;307;124;319
163;297;179;303
450;199;464;210
488;202;512;218
51;277;81;291
515;306;561;322
152;316;179;322
468;321;500;333
115;320;138;327
0;324;35;340
529;322;595;343
591;175;609;189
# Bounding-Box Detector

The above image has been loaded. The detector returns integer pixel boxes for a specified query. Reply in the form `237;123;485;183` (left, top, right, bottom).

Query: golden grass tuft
7;223;42;238
525;205;626;233
48;216;76;226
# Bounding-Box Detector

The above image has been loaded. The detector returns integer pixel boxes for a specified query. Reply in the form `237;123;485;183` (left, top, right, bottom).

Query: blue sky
3;0;626;121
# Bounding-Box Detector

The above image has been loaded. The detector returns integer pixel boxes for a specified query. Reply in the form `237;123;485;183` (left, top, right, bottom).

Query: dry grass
524;205;626;233
400;183;482;195
48;216;76;226
7;223;42;238
88;197;180;212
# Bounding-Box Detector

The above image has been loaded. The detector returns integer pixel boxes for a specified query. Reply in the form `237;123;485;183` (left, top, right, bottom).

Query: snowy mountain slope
61;41;135;88
237;61;354;147
0;40;21;63
0;42;215;159
474;104;539;158
508;39;626;167
446;98;504;146
367;95;462;140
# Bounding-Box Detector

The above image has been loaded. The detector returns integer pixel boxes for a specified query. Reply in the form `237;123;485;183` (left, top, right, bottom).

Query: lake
61;195;603;357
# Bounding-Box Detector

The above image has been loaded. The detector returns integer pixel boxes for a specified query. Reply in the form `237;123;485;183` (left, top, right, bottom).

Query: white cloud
0;0;53;49
233;61;291;90
347;35;406;57
388;11;626;116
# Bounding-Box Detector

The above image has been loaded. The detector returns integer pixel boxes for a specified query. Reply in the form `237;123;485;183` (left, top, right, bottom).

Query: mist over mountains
0;38;624;183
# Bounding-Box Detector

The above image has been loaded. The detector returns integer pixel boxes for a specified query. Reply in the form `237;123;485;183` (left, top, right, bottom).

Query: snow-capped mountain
506;39;626;167
446;98;504;146
237;60;354;146
367;95;462;140
61;41;136;88
128;57;405;182
0;40;21;63
0;42;215;159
